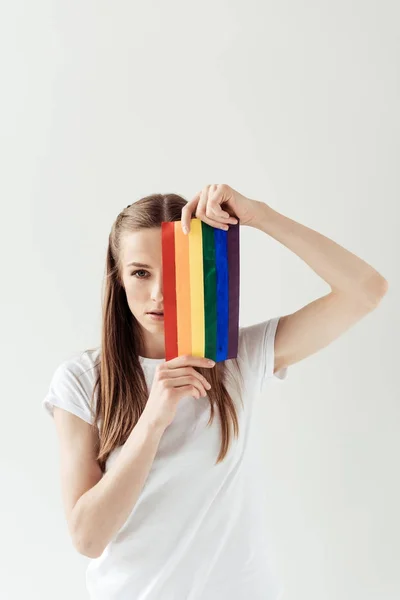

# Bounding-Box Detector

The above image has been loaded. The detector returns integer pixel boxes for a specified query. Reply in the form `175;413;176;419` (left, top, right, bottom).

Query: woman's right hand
143;355;215;430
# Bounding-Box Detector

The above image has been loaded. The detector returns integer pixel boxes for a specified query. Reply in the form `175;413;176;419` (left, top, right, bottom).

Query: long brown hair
90;193;244;471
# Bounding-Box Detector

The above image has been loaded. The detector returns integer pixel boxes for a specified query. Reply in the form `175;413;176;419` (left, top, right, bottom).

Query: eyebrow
126;262;153;268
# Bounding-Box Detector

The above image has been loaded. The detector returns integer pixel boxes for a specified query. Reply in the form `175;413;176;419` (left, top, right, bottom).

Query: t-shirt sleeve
42;360;95;425
238;316;288;391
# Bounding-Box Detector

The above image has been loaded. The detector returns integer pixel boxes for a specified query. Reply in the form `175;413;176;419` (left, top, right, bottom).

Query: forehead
121;228;162;267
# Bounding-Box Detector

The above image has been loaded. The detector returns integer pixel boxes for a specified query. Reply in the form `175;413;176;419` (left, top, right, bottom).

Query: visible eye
131;269;149;279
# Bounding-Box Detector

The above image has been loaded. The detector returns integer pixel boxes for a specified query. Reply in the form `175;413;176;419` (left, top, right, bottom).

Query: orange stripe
174;222;192;356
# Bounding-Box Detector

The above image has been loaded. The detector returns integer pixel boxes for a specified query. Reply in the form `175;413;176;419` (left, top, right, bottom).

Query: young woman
43;183;388;600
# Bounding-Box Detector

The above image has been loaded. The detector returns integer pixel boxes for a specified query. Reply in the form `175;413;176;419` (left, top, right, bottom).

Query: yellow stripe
188;219;205;357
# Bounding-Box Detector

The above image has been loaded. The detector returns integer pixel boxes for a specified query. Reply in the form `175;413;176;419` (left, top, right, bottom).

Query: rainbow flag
161;218;240;362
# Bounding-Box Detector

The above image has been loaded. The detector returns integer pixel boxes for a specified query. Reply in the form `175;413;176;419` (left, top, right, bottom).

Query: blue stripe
214;228;229;361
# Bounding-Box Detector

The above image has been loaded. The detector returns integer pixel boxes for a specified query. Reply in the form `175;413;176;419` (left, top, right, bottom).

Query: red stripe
161;222;178;361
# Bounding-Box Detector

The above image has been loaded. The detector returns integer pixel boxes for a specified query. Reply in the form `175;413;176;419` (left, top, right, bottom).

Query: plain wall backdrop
1;1;398;599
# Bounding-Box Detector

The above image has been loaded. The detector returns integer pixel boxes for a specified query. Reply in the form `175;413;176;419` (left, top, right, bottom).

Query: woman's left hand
181;183;258;234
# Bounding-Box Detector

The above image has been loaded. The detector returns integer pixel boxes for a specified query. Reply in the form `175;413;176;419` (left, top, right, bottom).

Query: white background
1;1;398;598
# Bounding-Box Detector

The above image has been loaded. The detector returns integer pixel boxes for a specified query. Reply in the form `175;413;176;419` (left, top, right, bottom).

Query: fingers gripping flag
161;218;240;362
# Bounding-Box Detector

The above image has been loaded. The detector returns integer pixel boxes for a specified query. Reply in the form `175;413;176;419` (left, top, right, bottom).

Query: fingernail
183;225;188;234
207;360;215;365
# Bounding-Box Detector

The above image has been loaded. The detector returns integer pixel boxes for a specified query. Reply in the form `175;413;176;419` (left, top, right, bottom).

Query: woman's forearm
70;411;166;558
249;200;388;304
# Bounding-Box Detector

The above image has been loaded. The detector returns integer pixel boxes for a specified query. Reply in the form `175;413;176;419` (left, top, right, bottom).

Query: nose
151;276;163;303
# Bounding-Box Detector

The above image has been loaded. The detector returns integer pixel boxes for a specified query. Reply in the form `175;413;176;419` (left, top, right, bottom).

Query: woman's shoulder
236;317;288;384
51;346;102;397
58;346;101;377
43;346;101;425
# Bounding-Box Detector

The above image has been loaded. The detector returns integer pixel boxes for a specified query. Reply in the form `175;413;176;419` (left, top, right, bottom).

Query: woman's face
120;227;165;353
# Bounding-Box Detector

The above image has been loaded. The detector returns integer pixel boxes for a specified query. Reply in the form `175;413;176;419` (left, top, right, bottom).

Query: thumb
181;194;200;235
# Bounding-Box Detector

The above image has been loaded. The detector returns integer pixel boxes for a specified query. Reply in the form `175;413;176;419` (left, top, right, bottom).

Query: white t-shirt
43;317;288;600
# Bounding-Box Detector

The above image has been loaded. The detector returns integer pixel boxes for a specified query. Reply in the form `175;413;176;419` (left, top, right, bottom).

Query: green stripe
202;222;217;361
